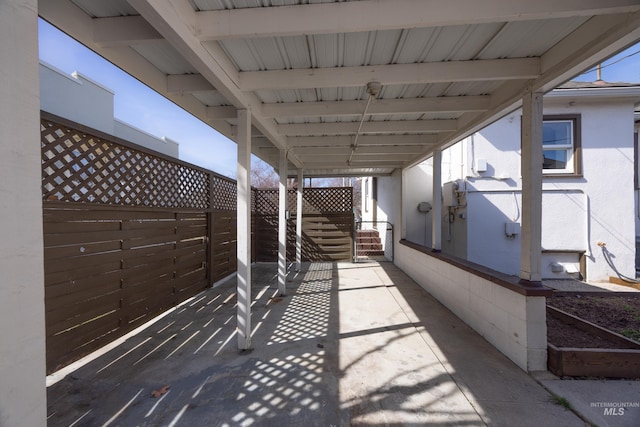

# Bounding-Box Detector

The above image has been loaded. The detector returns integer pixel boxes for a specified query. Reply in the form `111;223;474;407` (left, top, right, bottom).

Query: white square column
236;109;252;350
296;168;303;271
432;149;443;252
0;1;46;425
520;91;544;284
278;149;288;295
401;169;407;239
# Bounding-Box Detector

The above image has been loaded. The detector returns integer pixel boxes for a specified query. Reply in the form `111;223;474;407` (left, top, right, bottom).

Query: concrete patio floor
47;262;584;426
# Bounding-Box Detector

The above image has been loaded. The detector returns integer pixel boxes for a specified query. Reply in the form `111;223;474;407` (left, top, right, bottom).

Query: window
542;115;581;175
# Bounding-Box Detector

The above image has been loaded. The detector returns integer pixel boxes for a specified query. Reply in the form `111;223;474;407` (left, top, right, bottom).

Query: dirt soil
546;294;640;348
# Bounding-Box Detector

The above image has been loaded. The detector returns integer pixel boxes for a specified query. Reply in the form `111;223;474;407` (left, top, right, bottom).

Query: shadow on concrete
47;263;348;426
373;262;585;427
46;261;584;426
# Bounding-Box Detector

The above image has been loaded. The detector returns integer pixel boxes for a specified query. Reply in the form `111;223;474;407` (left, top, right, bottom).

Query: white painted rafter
261;96;490;118
301;160;407;168
195;0;640;41
239;58;540;91
294;145;428;156
206;106;237;120
261;145;427;162
278;120;457;136
93;15;162;47
287;134;438;147
166;74;216;94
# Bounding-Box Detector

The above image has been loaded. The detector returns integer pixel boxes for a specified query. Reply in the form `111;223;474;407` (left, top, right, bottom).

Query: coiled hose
598;241;640;284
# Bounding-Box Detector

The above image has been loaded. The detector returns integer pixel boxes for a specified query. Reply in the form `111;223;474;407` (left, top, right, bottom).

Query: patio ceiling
40;0;640;177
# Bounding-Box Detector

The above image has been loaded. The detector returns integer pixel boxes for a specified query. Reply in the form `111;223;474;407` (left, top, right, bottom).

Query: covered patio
3;1;640;425
47;262;583;426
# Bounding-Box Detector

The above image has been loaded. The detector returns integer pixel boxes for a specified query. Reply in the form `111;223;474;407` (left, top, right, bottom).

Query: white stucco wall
361;172;402;258
375;171;402;256
40;62;115;135
114;120;179;158
40;62;179;158
0;1;47;425
574;101;636;281
401;163;434;246
441;95;638;282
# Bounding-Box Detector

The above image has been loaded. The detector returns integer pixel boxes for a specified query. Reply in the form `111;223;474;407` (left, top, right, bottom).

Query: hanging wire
582;49;640;75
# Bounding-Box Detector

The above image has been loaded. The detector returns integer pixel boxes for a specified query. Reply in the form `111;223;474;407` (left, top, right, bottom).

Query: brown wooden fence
254;188;354;262
43;203;209;372
41;112;237;373
41;112;353;373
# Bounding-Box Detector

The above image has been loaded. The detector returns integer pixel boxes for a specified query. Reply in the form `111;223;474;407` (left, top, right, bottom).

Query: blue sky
38;19;640;178
38;19;238;178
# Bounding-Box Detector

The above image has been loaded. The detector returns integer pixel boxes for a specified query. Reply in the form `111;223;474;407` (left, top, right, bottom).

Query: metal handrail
354;220;394;262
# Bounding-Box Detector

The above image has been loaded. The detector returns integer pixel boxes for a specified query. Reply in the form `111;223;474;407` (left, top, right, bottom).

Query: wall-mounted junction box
505;221;520;237
475;158;487;173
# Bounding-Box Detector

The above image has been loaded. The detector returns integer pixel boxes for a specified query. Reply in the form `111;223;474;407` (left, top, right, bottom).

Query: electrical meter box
443;181;458;206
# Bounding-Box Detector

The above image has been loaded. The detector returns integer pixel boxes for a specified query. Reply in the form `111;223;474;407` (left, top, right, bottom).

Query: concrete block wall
395;243;547;372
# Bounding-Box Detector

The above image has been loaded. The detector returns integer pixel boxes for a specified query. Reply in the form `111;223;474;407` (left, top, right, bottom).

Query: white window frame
542;115;581;176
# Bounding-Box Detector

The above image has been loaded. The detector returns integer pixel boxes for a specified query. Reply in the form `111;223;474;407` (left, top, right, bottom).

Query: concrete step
357;242;383;251
357;230;380;237
357;250;385;257
357;237;382;244
356;229;384;257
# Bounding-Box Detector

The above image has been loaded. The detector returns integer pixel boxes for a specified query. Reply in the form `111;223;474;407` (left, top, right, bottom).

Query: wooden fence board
45;261;122;287
45;270;122;301
123;279;175;306
45;251;124;274
120;219;178;230
122;269;175;291
48;310;122;360
45;241;122;260
46;292;122;337
44;221;121;234
121;251;176;271
45;278;122;317
43;208;178;222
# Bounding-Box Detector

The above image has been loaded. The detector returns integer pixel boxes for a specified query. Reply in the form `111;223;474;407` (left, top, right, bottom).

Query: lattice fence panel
303;187;353;213
253;187;353;214
41;117;211;209
211;175;237;211
253;189;295;214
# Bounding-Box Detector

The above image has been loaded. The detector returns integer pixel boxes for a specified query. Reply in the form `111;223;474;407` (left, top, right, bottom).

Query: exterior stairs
356;229;385;258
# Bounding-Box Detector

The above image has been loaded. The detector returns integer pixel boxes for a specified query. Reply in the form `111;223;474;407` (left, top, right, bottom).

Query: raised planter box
547;306;640;378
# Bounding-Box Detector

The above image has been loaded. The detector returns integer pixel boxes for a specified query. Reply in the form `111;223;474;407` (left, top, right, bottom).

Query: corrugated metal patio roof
39;0;640;176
